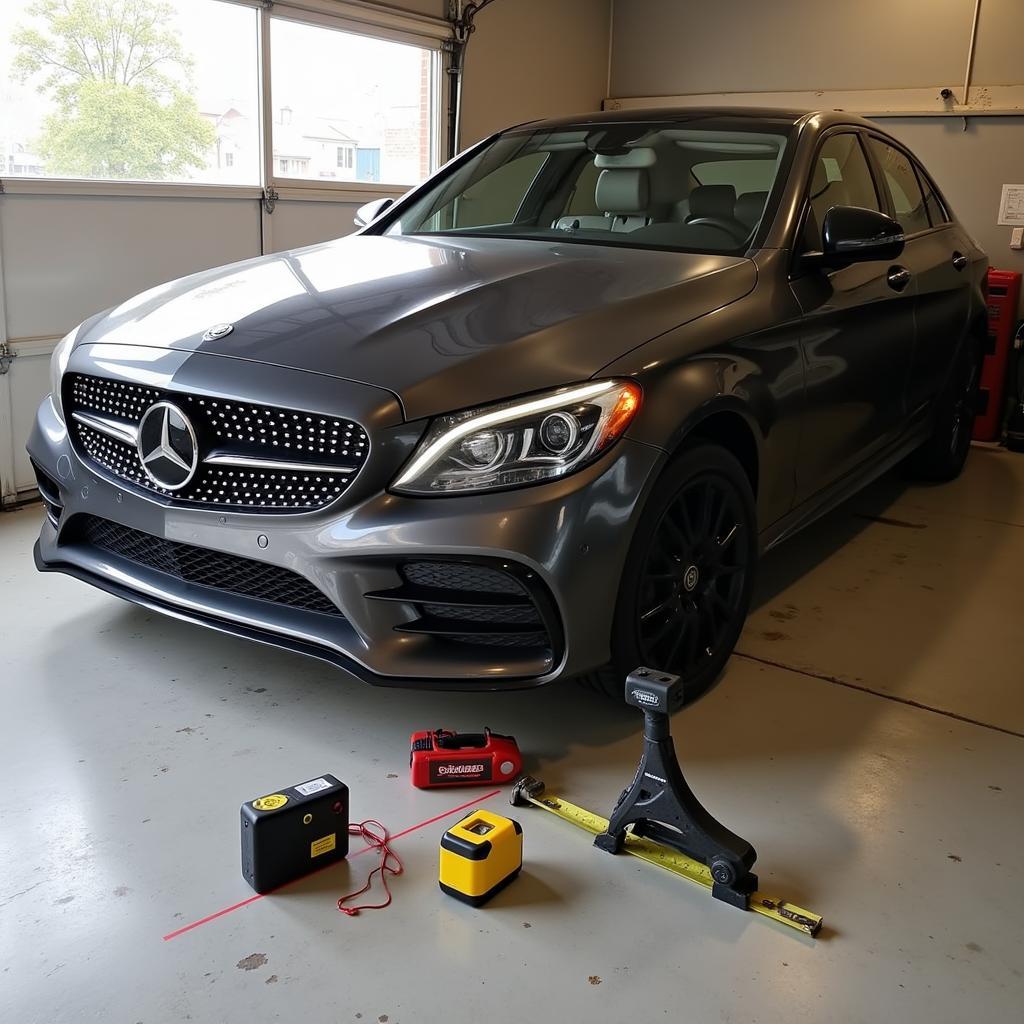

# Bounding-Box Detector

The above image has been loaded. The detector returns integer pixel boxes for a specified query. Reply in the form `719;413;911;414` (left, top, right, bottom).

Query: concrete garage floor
2;447;1023;1023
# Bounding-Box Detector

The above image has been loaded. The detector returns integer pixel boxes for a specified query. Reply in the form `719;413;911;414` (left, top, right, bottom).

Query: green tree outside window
12;0;215;180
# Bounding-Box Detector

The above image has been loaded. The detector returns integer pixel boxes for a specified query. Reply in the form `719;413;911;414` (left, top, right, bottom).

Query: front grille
72;515;341;616
366;559;559;654
65;373;369;513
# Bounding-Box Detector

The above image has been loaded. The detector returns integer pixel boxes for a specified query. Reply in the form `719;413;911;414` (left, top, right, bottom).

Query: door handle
887;266;912;292
952;251;968;272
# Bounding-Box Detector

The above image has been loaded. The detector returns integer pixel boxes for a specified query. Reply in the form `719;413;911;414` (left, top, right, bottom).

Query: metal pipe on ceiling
446;0;502;160
963;0;983;106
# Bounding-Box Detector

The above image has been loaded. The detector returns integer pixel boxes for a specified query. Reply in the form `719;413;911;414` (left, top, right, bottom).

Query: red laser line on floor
161;788;501;941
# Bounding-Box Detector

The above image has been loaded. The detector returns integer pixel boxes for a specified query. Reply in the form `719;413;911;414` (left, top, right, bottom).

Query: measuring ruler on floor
516;786;822;937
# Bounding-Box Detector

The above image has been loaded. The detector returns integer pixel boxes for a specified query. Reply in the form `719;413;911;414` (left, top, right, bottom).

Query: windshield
383;119;794;254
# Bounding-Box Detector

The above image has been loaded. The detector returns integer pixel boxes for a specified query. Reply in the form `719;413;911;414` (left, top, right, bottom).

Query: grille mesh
75;515;341;616
401;562;526;596
77;423;152;489
449;631;550;648
66;373;369;513
397;561;550;650
427;603;541;624
71;375;160;420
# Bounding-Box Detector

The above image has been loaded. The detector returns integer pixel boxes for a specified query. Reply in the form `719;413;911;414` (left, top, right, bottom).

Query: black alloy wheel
579;443;758;706
636;473;747;676
949;347;980;460
908;341;981;481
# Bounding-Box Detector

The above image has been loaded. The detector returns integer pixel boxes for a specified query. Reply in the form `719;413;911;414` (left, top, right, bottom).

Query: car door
864;135;971;415
789;129;916;504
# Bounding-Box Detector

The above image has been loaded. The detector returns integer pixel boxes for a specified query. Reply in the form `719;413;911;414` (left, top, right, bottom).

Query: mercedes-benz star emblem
202;322;234;341
136;402;199;490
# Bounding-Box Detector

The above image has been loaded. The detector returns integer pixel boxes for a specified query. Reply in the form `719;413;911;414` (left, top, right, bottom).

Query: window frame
266;8;444;197
792;127;882;263
862;133;933;236
862;131;954;237
0;0;448;203
915;160;952;226
914;157;952;225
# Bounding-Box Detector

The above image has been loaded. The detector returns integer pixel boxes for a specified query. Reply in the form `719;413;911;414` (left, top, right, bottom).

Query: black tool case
240;774;349;893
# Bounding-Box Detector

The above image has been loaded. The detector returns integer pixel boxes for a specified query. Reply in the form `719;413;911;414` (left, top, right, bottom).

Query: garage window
1;0;261;185
269;16;437;188
0;0;443;193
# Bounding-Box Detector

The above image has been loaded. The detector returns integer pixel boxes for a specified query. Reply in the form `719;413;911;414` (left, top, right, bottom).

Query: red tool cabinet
974;268;1022;441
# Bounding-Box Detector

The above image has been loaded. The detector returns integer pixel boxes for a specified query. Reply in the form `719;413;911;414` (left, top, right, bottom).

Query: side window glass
802;134;880;251
867;139;930;234
563;158;602;216
915;162;950;225
446;152;548;229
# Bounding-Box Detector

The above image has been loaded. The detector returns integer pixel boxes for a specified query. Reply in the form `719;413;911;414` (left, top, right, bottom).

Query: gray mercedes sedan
29;108;986;702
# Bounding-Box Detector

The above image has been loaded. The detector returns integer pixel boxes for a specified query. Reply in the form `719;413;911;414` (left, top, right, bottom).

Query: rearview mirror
354;197;394;229
813;206;905;268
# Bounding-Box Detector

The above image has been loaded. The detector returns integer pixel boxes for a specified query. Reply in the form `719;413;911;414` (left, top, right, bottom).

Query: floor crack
0;880;45;908
734;651;1024;740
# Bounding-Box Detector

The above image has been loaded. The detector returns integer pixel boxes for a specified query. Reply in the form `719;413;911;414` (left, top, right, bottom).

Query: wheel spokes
641;596;675;622
636;472;748;676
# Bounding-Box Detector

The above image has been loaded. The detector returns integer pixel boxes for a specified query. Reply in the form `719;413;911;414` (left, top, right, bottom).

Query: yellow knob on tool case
439;809;522;906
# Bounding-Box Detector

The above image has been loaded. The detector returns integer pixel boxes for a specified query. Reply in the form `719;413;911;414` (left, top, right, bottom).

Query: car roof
514;106;877;133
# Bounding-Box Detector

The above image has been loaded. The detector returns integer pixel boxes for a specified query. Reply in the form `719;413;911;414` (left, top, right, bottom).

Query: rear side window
802;133;880;251
867;139;931;234
915;163;951;225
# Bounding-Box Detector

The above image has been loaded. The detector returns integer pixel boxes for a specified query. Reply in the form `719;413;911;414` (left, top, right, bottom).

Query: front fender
601;281;806;529
638;360;773;460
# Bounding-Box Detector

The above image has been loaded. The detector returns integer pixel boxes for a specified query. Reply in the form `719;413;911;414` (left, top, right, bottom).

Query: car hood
78;234;756;421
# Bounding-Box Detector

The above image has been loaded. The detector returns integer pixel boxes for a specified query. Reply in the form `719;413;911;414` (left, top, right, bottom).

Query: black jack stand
594;667;758;908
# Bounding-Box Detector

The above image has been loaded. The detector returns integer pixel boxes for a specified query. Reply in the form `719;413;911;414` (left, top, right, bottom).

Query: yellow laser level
439;809;522;906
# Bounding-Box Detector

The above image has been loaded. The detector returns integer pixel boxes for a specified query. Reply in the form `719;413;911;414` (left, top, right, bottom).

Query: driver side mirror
354;197;394;229
804;205;905;270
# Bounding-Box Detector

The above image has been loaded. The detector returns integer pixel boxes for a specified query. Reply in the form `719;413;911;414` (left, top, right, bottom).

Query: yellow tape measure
515;784;822;937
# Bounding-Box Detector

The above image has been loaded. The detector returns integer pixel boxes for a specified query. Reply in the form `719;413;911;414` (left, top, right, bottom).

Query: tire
906;341;981;482
577;443;758;707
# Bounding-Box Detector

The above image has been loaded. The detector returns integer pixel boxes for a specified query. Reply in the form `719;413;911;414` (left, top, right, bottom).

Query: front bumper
29;390;664;689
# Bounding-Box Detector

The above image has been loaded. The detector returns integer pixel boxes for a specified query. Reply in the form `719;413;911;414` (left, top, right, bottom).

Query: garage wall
1;194;262;341
459;0;612;145
609;0;1019;96
609;0;1024;279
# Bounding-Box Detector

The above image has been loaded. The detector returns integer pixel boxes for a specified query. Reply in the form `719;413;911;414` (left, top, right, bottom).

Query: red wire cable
337;819;404;916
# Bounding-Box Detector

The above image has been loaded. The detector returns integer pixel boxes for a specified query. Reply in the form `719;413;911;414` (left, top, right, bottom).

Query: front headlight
392;379;642;495
49;325;80;420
